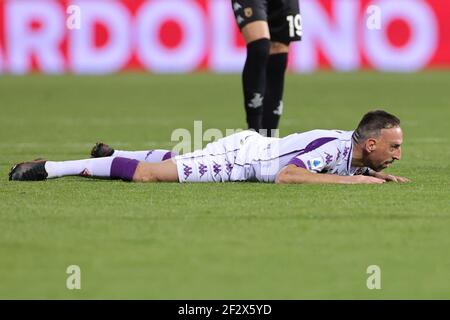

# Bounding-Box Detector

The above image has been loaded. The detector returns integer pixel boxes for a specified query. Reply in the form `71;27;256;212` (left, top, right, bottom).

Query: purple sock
110;157;139;181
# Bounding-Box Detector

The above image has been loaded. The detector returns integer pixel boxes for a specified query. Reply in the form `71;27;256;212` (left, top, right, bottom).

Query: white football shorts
174;130;265;183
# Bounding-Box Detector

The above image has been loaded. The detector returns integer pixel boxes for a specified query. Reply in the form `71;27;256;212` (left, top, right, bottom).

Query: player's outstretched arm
275;165;386;185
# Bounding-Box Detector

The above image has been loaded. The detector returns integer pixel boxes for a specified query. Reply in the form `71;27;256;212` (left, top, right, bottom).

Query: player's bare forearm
275;165;385;185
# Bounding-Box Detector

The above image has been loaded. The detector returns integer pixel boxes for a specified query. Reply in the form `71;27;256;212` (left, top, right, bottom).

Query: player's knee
132;163;157;183
241;21;270;43
134;172;156;183
270;41;289;54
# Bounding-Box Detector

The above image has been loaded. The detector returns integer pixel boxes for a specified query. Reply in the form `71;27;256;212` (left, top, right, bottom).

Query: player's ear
365;138;377;153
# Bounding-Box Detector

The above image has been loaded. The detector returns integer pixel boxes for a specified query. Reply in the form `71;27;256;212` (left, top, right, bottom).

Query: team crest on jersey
307;158;324;171
244;7;253;18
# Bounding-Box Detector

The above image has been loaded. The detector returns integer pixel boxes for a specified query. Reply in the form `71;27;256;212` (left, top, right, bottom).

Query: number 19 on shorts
286;14;302;38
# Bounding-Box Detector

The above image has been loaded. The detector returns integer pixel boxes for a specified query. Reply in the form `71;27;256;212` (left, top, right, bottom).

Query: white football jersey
246;129;370;182
175;130;370;183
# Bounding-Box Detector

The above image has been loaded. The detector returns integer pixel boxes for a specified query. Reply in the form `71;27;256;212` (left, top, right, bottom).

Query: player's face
365;127;403;172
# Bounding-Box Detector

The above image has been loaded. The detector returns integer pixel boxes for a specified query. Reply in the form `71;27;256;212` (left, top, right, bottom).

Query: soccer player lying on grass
9;110;410;184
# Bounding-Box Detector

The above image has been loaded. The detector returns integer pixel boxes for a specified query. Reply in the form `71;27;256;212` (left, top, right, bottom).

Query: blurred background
0;0;448;74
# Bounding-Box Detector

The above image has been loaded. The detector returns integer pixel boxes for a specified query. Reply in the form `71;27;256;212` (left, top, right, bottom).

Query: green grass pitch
0;72;449;299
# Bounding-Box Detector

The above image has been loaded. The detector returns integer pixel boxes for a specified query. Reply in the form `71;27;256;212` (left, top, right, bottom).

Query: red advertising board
0;0;449;74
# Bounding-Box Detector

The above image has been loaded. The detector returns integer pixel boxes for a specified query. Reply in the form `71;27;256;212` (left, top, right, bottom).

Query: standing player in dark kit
232;0;302;136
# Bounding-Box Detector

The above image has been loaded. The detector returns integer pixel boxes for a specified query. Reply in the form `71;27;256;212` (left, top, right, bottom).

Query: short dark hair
352;110;401;144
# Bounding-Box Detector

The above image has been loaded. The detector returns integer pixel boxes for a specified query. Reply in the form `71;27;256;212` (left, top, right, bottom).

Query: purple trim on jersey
303;137;338;152
288;158;307;169
162;151;176;161
110;157;139;182
288;137;338;167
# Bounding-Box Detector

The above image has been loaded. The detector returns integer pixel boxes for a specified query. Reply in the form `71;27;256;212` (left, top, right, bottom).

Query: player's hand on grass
352;175;386;184
371;171;411;183
381;174;411;183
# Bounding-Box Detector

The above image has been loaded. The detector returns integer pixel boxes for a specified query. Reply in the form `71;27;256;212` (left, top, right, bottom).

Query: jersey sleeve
287;142;339;173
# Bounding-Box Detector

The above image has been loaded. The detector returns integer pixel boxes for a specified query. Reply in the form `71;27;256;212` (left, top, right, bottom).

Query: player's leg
262;0;302;137
9;157;116;181
90;142;177;163
131;130;260;183
9;157;179;183
9;131;262;183
232;1;271;131
262;41;289;137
